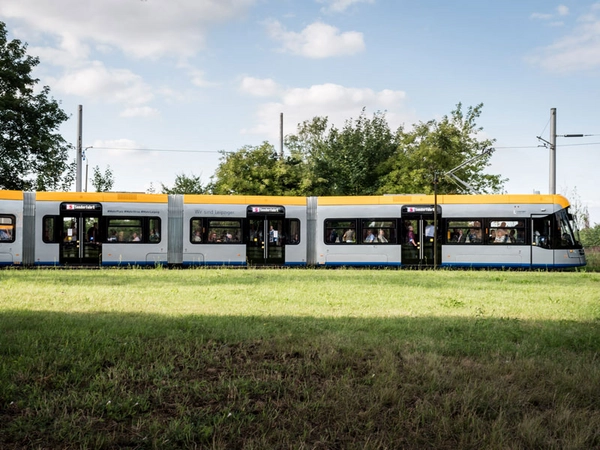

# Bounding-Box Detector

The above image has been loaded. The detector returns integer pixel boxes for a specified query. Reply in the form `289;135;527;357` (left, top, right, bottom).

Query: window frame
325;219;358;244
206;219;242;244
487;219;526;245
0;215;16;243
286;219;301;246
445;219;483;245
105;217;161;244
360;219;397;244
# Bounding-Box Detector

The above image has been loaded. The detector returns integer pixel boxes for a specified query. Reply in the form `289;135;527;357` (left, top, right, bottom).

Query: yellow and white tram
0;190;585;269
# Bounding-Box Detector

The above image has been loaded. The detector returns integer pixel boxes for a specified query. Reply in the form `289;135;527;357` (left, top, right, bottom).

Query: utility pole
280;112;284;158
76;105;83;192
549;108;556;195
433;171;438;268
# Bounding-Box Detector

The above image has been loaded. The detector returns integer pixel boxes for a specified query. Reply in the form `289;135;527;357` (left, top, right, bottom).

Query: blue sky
1;0;599;224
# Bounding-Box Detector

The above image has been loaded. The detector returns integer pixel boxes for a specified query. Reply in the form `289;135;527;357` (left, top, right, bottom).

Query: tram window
325;220;357;244
148;218;161;243
555;210;578;248
361;219;396;244
488;220;522;244
207;219;241;243
190;218;204;243
106;218;143;243
42;216;59;243
287;219;300;245
532;217;552;248
0;215;15;243
446;220;482;244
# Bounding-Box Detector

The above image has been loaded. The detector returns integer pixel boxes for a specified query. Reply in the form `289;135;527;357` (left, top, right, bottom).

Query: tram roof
0;191;571;209
34;192;168;203
316;194;570;208
0;190;24;200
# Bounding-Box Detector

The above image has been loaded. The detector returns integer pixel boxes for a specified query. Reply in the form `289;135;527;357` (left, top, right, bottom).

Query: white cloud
240;77;281;97
530;12;553;20
188;69;219;88
120;107;160;118
2;0;255;59
527;6;600;73
557;5;569;16
317;0;375;14
530;5;569;21
265;20;365;58
52;62;154;106
241;82;408;140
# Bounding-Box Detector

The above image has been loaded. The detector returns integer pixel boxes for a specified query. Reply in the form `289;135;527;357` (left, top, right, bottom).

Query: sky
1;0;599;225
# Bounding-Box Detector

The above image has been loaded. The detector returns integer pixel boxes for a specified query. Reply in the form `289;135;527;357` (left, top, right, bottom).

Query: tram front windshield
556;209;581;248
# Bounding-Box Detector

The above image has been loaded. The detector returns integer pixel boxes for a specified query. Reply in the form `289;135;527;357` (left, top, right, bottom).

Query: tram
0;190;586;269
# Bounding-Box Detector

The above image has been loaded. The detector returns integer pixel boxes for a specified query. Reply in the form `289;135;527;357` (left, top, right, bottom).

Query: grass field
1;268;599;449
584;247;600;272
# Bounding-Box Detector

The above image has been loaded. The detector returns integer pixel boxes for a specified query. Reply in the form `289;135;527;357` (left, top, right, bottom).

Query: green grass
584;247;600;272
1;268;600;449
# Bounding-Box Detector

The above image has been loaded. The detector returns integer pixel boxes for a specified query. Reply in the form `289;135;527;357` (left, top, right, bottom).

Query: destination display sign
402;205;441;214
247;205;285;216
60;203;102;212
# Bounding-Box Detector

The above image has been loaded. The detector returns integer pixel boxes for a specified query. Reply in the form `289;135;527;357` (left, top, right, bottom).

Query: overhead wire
88;140;600;154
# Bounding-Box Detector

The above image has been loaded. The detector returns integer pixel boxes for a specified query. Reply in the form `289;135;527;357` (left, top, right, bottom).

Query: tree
378;103;505;195
285;110;398;195
561;186;590;230
210;142;305;196
161;173;206;194
0;21;72;191
91;165;114;192
285;104;504;196
580;224;600;248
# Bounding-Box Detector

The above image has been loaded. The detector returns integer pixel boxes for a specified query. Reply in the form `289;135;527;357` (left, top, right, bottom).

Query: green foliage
286;109;398;195
581;224;600;248
210;142;306;195
282;103;505;196
378;103;505;194
161;172;206;194
0;21;72;191
91;165;114;192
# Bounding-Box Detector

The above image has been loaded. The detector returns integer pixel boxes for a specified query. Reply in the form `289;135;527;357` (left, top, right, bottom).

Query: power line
89;146;227;154
495;142;600;150
87;141;600;154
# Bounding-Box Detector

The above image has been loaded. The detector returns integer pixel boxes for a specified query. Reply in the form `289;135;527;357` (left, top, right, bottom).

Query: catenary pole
76;105;83;192
280;112;284;158
549;108;556;195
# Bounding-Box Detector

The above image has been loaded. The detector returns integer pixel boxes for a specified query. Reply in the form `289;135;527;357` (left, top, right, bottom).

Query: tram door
59;202;102;265
246;206;285;265
530;214;553;268
401;205;441;267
